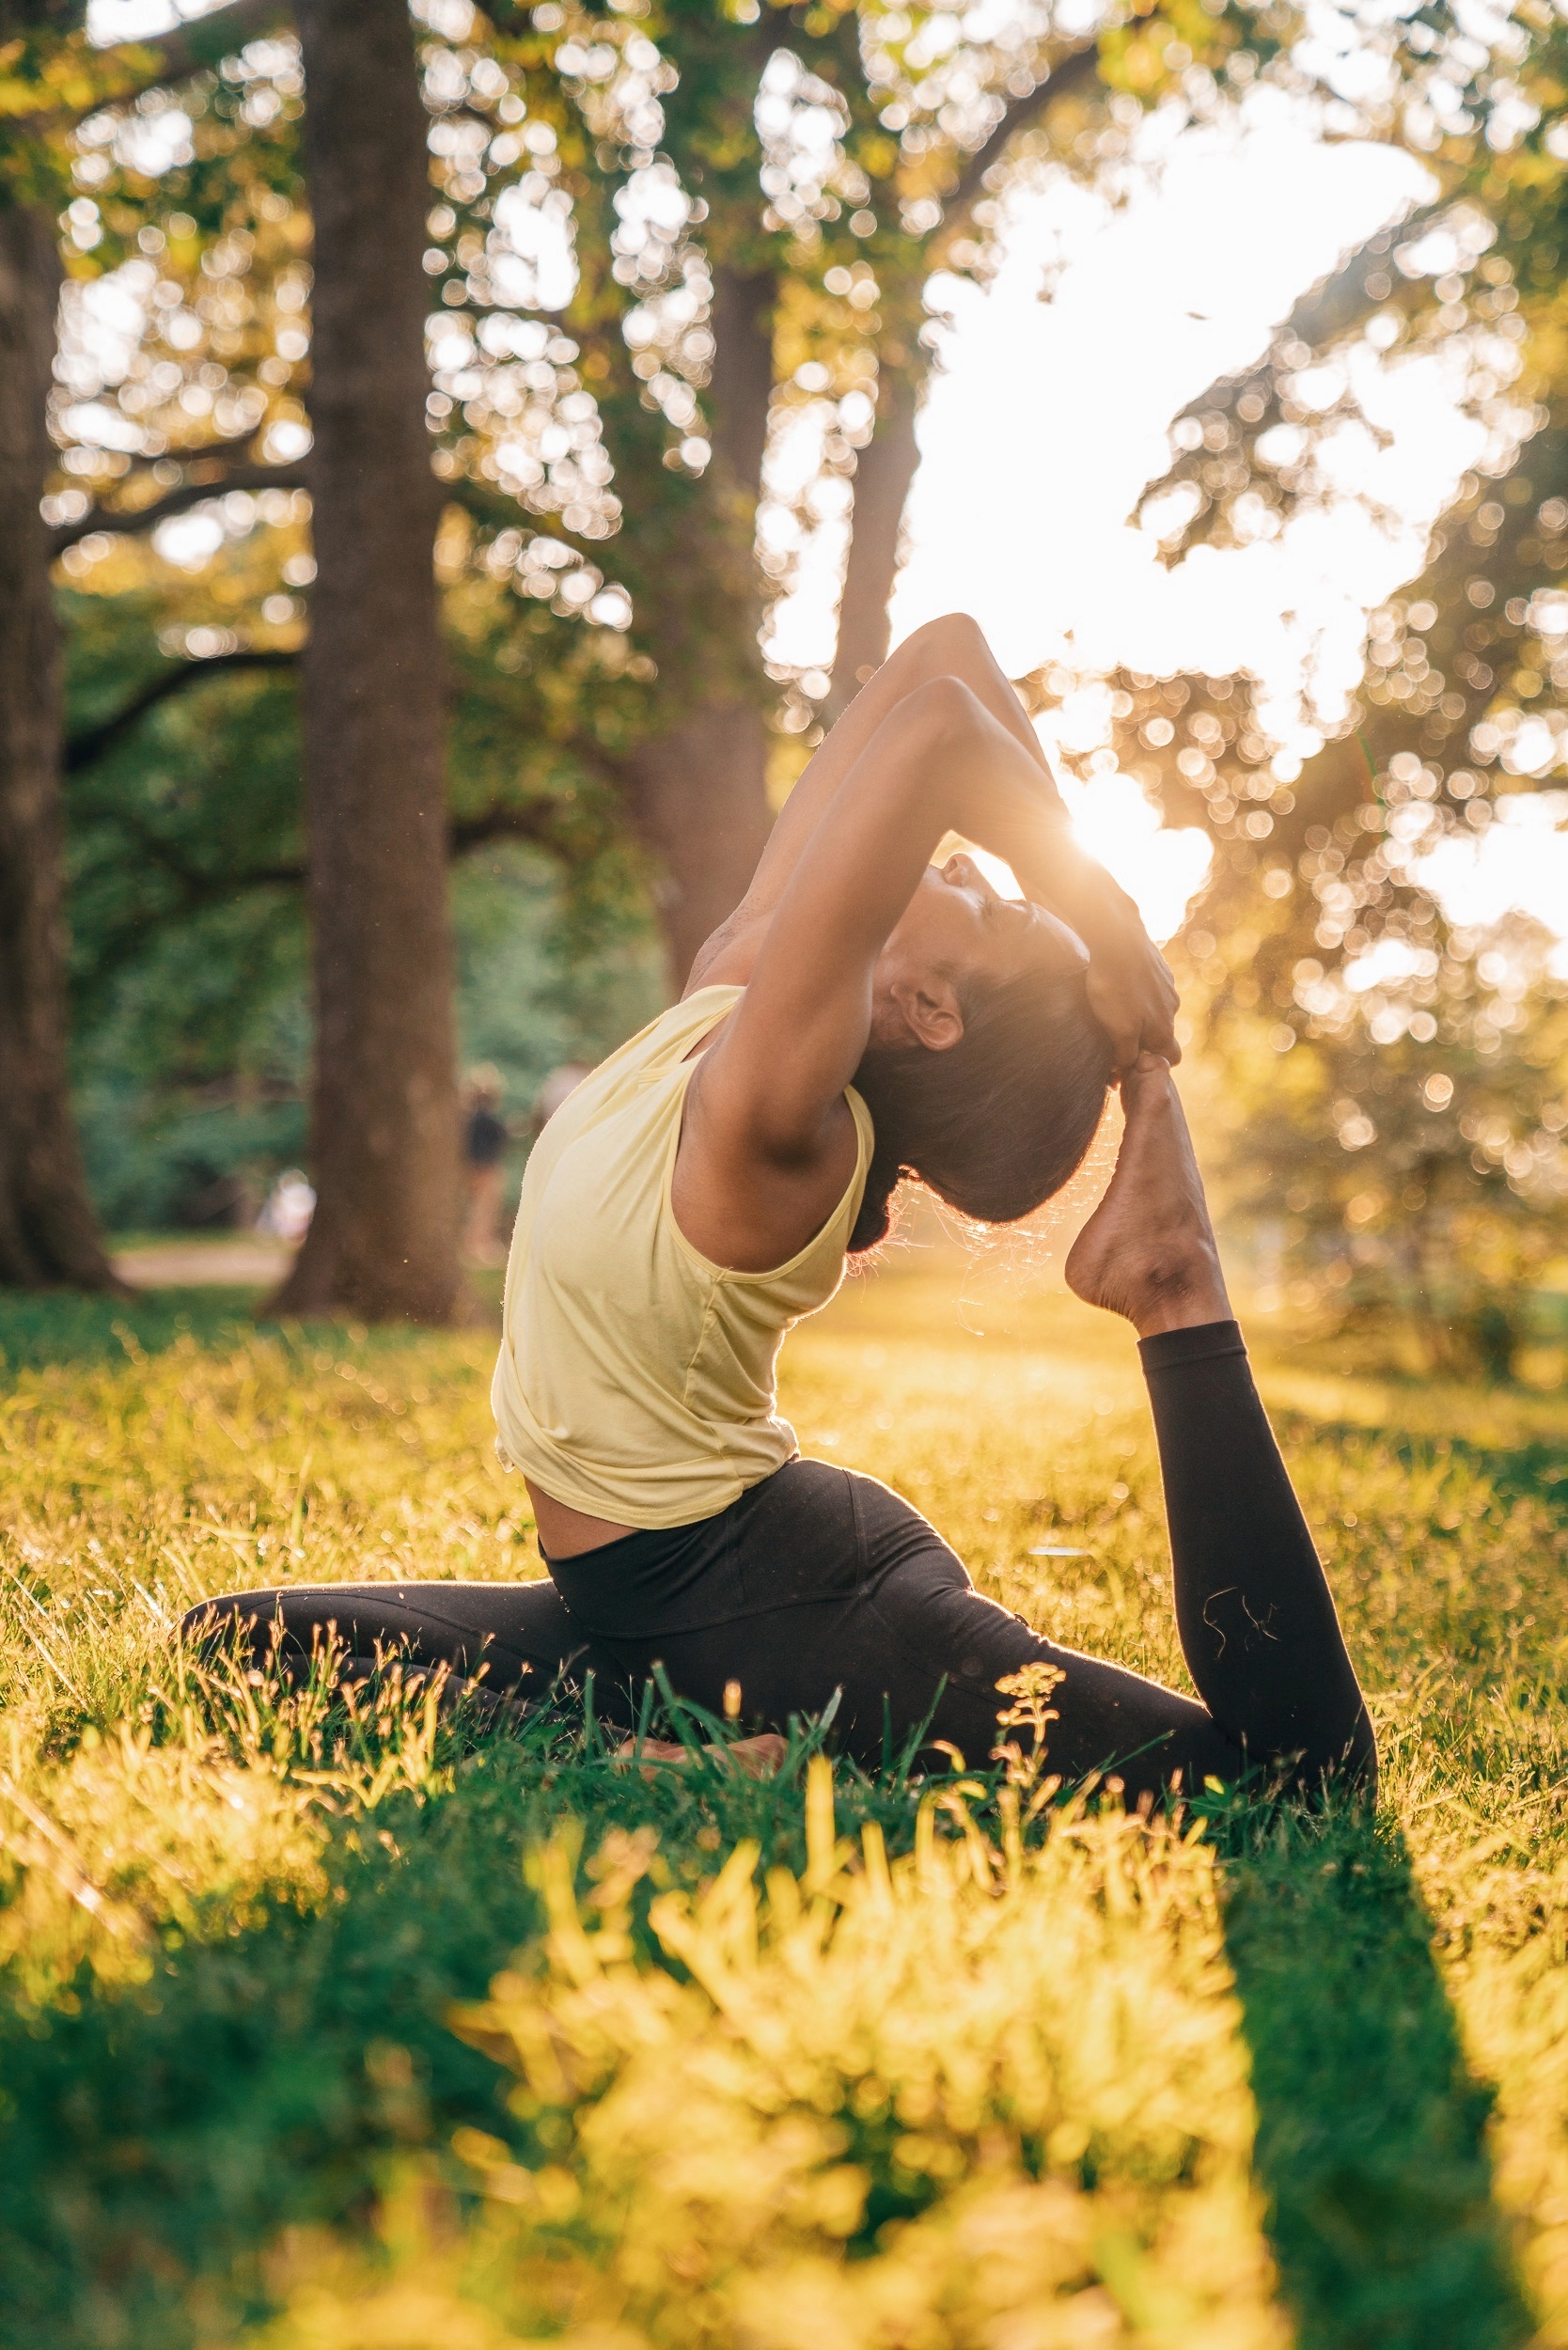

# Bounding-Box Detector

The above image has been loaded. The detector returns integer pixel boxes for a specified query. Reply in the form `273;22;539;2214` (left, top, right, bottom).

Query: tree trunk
272;0;463;1324
623;263;776;990
0;204;125;1293
707;265;776;495
626;704;775;982
827;371;920;720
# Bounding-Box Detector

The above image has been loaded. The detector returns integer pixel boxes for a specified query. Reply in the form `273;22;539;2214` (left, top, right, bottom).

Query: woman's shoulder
643;984;745;1059
588;987;745;1082
682;900;770;995
539;991;745;1147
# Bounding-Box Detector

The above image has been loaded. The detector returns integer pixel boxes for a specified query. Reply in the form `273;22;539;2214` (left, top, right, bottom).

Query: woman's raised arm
672;676;1176;1272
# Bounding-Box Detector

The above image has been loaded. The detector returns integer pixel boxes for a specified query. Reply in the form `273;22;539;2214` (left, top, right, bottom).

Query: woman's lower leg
1069;1054;1374;1791
180;1580;635;1722
1140;1324;1373;1783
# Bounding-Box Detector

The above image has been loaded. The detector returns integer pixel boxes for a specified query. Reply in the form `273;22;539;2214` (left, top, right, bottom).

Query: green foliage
63;590;306;1001
56;520;663;1230
1063;3;1568;1368
1092;691;1568;1366
63;823;662;1232
57;568;664;1226
29;0;1568;1291
450;841;666;1136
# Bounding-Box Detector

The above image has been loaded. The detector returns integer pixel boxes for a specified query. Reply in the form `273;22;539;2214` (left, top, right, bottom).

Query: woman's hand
1077;896;1182;1072
1007;816;1181;1072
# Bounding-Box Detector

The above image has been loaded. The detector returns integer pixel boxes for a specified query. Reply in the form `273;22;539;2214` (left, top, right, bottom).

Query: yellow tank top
491;986;874;1530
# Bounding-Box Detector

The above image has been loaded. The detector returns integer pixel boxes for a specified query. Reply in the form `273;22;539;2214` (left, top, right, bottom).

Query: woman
189;615;1374;1801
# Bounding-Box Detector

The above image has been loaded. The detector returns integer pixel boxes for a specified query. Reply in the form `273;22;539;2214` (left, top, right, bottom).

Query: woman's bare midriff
526;1480;635;1559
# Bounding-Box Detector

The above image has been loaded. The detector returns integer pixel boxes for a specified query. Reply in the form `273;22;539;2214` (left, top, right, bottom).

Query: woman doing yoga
189;615;1374;1801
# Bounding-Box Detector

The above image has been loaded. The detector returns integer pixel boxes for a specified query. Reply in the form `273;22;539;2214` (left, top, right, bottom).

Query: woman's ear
885;975;964;1053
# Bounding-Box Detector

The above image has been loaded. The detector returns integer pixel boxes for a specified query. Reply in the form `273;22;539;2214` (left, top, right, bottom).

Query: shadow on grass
0;1700;929;2350
0;1750;542;2349
0;1286;269;1371
0;1276;506;1374
1218;1804;1530;2350
1278;1414;1568;1521
0;1288;510;1372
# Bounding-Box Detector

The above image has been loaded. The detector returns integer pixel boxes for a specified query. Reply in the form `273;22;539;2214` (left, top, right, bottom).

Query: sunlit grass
257;1789;1286;2350
0;1246;1564;2345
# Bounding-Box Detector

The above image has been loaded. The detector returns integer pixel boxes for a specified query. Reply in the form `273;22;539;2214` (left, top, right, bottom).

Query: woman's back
491;986;873;1531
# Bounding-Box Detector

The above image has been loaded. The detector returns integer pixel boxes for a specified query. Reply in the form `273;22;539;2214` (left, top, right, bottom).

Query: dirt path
115;1241;296;1289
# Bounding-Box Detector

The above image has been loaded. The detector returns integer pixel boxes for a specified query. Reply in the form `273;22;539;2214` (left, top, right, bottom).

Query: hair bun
847;1140;906;1255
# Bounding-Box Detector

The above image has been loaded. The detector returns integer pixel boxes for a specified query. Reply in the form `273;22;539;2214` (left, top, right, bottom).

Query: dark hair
847;964;1114;1254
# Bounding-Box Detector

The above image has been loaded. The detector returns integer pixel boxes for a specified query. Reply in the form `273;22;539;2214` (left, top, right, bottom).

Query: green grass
0;1248;1564;2346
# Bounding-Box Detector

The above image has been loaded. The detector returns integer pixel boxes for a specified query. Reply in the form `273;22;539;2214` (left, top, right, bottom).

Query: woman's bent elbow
904;672;986;746
905;612;987;676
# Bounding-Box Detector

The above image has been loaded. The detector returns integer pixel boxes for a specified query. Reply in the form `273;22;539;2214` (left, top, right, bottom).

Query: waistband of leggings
539;1520;694;1575
536;1455;808;1576
542;1458;838;1640
1137;1317;1247;1375
543;1501;738;1638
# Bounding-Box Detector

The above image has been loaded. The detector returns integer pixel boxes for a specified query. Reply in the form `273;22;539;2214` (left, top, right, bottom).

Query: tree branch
74;803;304;932
943;40;1103;227
32;0;296;132
1164;192;1444;433
66;647;297;774
53;459;312;556
1265;196;1444;359
449;804;582;857
83;791;597;931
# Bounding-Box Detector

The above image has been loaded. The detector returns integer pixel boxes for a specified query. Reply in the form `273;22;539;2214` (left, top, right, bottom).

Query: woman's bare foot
1065;1055;1233;1338
614;1731;787;1780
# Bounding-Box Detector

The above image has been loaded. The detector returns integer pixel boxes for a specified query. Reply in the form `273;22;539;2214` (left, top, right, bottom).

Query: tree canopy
4;0;1565;1345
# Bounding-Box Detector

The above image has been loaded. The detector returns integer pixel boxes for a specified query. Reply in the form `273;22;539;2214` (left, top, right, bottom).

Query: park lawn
0;1246;1562;2348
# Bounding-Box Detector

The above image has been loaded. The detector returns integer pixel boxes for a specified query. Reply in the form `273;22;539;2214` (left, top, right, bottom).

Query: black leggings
183;1321;1374;1799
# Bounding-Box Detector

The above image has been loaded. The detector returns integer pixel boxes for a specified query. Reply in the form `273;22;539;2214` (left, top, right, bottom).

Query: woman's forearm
1011;818;1143;943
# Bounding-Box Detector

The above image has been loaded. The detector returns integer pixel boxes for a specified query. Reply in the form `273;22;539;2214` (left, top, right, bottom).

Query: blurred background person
463;1067;511;1267
255;1168;316;1247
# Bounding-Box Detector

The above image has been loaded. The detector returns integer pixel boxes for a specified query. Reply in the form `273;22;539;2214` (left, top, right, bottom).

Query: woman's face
873;853;1088;1042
